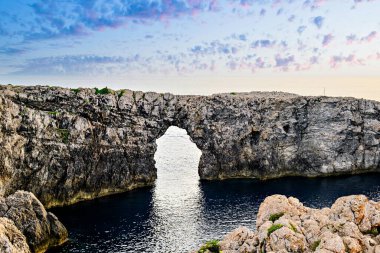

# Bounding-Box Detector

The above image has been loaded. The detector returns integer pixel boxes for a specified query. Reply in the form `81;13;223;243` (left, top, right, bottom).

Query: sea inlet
49;126;380;253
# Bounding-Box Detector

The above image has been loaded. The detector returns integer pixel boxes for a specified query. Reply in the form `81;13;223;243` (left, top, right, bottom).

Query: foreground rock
0;191;68;253
198;194;380;253
0;218;30;253
1;85;380;207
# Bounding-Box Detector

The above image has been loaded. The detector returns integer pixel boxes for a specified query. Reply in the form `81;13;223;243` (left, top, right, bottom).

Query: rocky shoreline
0;191;67;253
0;84;379;208
196;194;380;253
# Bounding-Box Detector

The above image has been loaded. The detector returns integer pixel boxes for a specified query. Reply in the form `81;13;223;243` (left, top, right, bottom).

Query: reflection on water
149;126;203;251
50;126;380;253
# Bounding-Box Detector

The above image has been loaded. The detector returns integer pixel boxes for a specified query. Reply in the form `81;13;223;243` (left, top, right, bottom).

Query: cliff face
0;85;379;207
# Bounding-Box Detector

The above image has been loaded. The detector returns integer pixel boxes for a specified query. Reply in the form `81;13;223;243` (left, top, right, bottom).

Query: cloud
346;34;357;44
275;54;295;70
361;31;377;42
297;26;307;34
189;40;244;57
312;16;324;29
0;47;27;55
309;56;319;64
345;31;377;44
238;34;247;41
288;15;296;22
10;55;140;75
251;39;276;48
322;34;334;46
255;57;265;69
1;0;220;43
329;54;363;68
303;0;327;9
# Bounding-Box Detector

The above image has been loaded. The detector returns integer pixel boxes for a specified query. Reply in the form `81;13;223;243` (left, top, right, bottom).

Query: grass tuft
267;224;284;236
269;212;284;222
95;87;112;95
198;240;220;253
118;90;125;98
310;240;321;251
289;223;298;233
364;227;379;236
57;129;70;144
71;88;81;94
48;111;58;116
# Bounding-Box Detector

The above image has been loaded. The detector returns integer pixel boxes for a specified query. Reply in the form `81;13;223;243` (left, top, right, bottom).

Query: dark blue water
49;127;380;253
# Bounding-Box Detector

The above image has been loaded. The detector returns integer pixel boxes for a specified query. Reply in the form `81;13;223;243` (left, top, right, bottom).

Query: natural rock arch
154;125;202;179
0;85;379;207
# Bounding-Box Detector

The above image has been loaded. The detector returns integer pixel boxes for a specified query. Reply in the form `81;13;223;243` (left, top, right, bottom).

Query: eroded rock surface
0;85;380;207
0;191;68;253
0;217;30;253
207;194;380;253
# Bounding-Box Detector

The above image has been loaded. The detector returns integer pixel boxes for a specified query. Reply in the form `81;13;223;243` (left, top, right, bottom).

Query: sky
0;0;380;100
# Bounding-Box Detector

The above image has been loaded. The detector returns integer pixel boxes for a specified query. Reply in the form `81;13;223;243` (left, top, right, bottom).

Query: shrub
267;224;284;236
57;129;70;144
95;87;112;95
269;212;284;222
71;88;81;94
48;111;58;116
230;92;237;95
310;240;321;251
365;227;379;236
198;240;220;253
118;90;125;98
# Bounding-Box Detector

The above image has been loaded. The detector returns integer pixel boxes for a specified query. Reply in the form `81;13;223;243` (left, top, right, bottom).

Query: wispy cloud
11;55;137;75
329;54;363;68
0;47;27;55
345;31;378;44
361;31;377;42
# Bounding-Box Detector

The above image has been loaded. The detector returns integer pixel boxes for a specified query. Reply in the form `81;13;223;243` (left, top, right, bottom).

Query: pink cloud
322;34;334;46
361;31;377;42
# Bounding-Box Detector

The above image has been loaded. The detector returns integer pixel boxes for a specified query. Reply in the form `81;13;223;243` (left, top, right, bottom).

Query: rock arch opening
154;126;202;181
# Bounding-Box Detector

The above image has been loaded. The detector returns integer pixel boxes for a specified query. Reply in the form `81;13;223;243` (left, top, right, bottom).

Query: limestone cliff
0;85;379;207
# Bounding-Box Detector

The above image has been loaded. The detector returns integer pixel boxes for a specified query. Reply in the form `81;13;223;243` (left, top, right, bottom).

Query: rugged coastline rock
0;84;380;207
197;194;380;253
0;217;30;253
0;191;68;253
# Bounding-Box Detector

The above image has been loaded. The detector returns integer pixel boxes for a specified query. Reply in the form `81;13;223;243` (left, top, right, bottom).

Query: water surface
50;126;380;253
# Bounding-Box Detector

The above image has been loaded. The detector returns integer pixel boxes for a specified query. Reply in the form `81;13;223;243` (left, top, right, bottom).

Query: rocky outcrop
0;84;379;207
0;217;30;253
201;194;380;253
0;191;68;253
